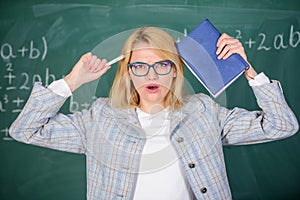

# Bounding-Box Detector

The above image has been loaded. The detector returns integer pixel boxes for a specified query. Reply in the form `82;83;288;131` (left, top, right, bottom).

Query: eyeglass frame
128;60;175;77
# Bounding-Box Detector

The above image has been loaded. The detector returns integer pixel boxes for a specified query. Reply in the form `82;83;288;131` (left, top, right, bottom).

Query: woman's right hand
64;52;111;92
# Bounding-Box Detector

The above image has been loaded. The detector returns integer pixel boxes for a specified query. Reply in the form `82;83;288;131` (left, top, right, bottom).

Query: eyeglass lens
129;60;173;76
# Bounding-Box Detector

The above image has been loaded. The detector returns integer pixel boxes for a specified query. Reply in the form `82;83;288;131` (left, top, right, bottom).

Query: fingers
91;59;110;74
81;52;92;64
82;53;111;74
216;33;247;61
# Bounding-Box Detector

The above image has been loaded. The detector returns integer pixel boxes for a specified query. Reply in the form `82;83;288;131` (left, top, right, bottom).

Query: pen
105;55;125;66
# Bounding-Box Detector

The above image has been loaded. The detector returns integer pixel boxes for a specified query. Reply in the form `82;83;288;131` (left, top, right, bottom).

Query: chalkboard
1;0;300;199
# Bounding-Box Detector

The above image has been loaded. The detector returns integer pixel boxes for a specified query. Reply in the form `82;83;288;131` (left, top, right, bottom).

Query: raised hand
64;52;111;92
216;33;257;80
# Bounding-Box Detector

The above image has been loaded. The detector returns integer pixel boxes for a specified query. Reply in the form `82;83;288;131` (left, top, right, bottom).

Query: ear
173;69;177;78
128;71;132;80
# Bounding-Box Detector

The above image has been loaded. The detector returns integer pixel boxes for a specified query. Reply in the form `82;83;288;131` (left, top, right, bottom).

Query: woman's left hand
216;33;257;80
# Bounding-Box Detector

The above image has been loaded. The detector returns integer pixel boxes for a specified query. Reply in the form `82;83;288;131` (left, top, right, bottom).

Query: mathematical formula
235;25;299;51
1;37;47;62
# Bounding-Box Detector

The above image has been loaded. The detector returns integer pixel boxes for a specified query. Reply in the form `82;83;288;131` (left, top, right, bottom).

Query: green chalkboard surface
1;0;300;199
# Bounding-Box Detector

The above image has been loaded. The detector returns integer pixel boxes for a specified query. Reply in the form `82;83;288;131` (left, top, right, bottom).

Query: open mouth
145;84;159;92
147;85;158;90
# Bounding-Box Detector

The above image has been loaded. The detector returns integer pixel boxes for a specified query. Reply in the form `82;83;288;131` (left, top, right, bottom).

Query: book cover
176;19;249;98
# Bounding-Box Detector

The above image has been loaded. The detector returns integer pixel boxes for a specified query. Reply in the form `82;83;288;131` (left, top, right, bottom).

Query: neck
139;103;166;114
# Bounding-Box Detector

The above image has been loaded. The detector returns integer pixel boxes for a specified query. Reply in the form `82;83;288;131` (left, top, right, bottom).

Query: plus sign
245;38;256;49
1;128;13;141
18;46;28;57
1;128;9;137
13;97;24;107
81;102;90;110
4;72;16;85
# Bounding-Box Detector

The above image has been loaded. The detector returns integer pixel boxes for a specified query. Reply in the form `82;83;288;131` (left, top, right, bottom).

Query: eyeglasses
128;60;174;77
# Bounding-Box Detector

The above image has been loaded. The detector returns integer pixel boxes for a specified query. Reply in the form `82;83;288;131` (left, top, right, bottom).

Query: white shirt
133;108;193;200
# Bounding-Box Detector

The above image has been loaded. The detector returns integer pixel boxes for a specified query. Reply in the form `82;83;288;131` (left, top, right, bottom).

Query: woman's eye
159;62;170;67
134;64;145;69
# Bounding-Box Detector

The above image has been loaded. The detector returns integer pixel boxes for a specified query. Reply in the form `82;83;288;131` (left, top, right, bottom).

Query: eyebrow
129;59;171;64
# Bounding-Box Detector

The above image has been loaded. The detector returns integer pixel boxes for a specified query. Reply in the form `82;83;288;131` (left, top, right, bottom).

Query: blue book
177;19;249;98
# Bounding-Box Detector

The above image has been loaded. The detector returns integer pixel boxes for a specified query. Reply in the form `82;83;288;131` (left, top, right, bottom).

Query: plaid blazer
10;81;298;200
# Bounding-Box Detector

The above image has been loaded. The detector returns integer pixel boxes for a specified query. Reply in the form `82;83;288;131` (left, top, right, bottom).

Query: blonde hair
109;27;185;110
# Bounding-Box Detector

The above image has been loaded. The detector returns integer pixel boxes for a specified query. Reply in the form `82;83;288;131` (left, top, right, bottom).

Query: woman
9;27;298;199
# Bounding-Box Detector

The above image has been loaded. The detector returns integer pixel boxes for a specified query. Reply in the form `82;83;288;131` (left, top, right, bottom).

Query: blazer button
201;187;207;193
176;137;184;143
188;163;195;168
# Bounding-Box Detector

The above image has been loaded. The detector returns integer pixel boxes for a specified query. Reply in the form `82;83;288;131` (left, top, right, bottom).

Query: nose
146;67;158;80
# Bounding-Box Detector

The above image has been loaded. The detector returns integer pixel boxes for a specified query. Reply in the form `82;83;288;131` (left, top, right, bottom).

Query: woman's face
129;42;176;113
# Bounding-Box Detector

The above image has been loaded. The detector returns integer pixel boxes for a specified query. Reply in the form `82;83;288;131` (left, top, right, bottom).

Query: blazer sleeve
220;80;299;145
9;82;97;154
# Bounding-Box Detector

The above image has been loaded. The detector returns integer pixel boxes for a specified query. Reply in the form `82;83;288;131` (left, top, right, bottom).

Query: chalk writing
235;24;300;51
12;97;24;113
0;36;49;141
69;95;98;113
0;36;47;62
0;101;5;112
1;128;12;141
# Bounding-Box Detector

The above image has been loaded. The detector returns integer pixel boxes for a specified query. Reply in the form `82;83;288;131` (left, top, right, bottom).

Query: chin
141;92;166;104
